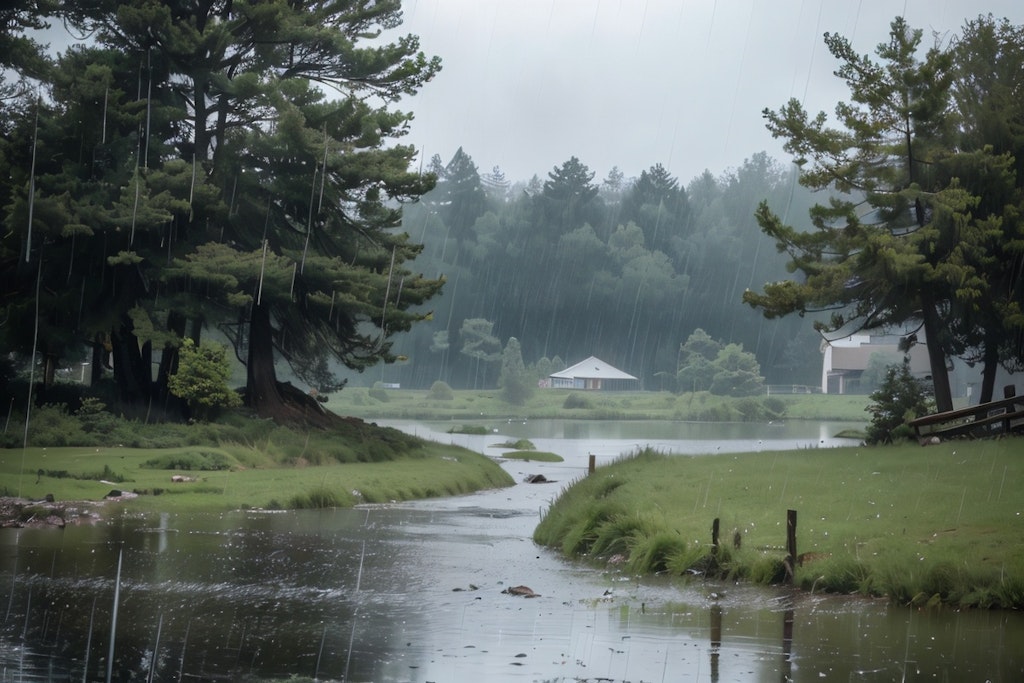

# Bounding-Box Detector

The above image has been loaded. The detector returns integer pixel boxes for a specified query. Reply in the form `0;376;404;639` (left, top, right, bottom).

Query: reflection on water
385;418;863;467
2;421;1022;681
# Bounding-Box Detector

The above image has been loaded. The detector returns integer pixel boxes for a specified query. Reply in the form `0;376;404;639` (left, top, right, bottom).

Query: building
821;334;931;394
548;356;638;390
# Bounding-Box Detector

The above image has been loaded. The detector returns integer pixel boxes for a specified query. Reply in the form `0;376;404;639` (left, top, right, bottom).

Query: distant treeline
380;149;823;390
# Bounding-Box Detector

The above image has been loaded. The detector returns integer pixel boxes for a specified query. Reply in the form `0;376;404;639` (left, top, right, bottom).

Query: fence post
785;509;797;584
588;453;595;474
711;517;720;552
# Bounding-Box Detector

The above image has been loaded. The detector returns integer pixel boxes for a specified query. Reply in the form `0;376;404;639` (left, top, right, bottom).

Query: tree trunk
155;310;188;420
247;302;345;428
978;332;1000;405
91;332;108;385
246;302;286;417
110;320;153;416
920;294;953;412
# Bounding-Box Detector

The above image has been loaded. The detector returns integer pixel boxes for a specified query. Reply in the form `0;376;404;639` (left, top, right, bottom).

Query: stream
1;419;1022;681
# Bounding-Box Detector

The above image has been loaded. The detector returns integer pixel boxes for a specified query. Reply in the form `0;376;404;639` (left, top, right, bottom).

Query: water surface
2;420;1021;681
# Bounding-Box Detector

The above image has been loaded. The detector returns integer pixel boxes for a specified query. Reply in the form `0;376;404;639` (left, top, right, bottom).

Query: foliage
744;16;1024;412
397;148;820;392
677;329;764;396
428;380;454;401
499;337;534;405
0;1;444;426
167;340;241;421
141;451;234;471
563;393;593;409
459;318;502;388
865;361;934;444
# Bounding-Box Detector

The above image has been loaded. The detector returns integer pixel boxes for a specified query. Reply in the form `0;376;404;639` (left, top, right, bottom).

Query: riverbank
0;441;514;520
325;387;874;422
533;439;1024;609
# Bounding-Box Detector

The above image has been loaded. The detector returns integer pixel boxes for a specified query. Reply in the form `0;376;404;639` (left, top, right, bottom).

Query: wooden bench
909;386;1024;440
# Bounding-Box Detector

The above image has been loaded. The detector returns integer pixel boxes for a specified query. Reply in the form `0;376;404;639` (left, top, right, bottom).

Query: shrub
167;339;241;421
142;450;233;471
428;380;454;401
865;360;933;444
563;393;592;409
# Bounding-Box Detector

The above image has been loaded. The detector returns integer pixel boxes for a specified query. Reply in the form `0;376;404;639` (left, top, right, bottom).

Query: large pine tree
2;0;444;425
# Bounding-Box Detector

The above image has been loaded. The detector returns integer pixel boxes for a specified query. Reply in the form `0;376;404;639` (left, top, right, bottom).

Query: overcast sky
395;0;1024;185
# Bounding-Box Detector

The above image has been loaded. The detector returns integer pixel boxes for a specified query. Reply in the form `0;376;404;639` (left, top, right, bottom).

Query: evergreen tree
499;336;533;405
2;0;444;425
743;17;989;412
435;147;489;242
947;15;1024;401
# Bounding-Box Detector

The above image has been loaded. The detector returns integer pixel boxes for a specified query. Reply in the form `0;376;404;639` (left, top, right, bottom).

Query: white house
548;356;638;390
821;334;931;394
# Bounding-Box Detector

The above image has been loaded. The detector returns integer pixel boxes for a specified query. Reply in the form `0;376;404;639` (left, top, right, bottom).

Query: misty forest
2;2;1023;424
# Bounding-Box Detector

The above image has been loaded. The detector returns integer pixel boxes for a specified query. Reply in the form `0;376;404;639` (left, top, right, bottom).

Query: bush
368;383;390;402
142;450;233;471
167;339;241;421
428;380;454;401
865;360;933;444
563;393;592;409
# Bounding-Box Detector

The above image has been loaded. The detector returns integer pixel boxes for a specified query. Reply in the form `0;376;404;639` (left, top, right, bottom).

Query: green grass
534;439;1024;608
500;451;563;462
0;442;513;514
326;388;872;422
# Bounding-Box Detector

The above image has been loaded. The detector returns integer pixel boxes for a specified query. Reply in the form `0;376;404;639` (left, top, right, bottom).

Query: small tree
459;318;502;388
676;328;722;393
865;361;934;444
499;337;533;406
168;339;241;421
709;343;765;397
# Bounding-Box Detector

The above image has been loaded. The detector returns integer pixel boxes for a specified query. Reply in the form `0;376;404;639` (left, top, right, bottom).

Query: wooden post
588;453;595;474
781;608;794;680
711;518;720;552
709;604;722;683
784;509;797;584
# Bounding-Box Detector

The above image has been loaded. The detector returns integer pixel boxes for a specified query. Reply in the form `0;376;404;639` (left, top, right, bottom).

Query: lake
1;419;1022;681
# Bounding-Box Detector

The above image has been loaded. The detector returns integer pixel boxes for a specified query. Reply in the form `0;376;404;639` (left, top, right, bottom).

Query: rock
524;474;549;484
502;585;540;598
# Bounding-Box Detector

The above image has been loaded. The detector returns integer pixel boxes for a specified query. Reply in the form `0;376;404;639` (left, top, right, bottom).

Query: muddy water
2;420;1023;681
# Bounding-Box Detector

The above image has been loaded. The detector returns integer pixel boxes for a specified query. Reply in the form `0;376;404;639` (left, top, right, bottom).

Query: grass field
0;442;513;516
533;438;1024;608
326;387;874;422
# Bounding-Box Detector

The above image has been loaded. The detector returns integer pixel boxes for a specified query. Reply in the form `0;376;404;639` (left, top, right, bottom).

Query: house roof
550;356;638;381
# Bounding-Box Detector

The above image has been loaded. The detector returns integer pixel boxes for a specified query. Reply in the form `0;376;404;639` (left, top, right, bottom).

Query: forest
381;150;822;391
1;3;1023;422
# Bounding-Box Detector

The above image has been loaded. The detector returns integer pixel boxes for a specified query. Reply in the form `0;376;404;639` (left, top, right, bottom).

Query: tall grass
534;440;1024;608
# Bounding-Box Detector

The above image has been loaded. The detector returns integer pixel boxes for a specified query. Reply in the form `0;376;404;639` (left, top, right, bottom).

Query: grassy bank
327;387;873;423
0;413;514;516
0;443;512;515
533;439;1024;609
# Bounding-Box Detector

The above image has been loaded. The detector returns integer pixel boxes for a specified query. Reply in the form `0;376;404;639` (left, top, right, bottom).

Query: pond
2;420;1022;681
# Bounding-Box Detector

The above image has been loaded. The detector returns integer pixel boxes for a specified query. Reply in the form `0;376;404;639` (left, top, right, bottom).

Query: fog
400;0;1024;184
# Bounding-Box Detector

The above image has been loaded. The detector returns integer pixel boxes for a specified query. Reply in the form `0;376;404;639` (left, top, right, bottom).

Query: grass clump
142;450;234;471
534;440;1024;609
448;424;488;435
501;451;562;462
289;487;355;509
491;438;535;450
